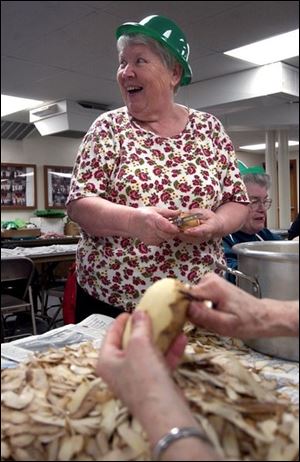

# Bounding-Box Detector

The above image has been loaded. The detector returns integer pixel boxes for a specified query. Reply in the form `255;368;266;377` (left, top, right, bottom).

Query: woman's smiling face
117;43;179;120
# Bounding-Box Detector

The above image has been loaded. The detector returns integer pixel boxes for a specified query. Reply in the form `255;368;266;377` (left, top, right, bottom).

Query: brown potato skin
122;279;189;354
155;297;189;353
178;212;203;231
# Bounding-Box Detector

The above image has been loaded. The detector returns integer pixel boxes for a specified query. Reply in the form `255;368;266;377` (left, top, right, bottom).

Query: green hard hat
116;15;192;86
238;161;265;175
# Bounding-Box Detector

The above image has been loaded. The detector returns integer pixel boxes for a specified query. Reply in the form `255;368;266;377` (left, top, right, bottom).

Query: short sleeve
210;115;249;204
66;114;117;205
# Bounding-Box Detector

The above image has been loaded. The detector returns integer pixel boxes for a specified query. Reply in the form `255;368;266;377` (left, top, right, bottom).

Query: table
1;244;77;263
1;324;298;462
1;236;79;249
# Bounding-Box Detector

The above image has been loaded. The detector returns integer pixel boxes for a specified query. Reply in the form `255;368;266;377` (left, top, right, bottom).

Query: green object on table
2;221;18;230
34;209;66;218
14;218;27;228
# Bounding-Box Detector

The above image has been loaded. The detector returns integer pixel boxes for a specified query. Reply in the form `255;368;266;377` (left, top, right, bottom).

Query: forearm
261;299;299;337
134;382;218;461
67;197;135;237
215;202;248;236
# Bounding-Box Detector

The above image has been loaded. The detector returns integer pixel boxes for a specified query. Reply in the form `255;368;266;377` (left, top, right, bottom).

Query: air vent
1;120;36;140
29;100;106;136
78;101;109;111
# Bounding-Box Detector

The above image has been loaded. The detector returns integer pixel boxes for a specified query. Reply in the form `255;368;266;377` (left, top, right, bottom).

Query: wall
236;151;265;168
1;133;299;224
1;132;81;223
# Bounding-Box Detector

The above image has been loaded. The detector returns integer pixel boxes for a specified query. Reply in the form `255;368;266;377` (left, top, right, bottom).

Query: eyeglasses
249;198;272;210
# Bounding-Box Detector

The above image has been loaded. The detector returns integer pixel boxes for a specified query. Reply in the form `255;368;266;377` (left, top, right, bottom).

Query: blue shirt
223;229;282;283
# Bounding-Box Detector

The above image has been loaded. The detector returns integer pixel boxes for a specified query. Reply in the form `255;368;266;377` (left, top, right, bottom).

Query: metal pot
222;241;299;361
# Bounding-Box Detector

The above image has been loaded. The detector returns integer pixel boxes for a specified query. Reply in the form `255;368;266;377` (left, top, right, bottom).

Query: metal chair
1;257;37;341
44;283;65;329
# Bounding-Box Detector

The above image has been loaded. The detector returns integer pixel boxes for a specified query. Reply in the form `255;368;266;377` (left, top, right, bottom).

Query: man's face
241;183;271;234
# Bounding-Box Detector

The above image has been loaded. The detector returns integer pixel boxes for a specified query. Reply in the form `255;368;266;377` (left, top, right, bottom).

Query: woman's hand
129;207;181;245
176;208;225;244
187;273;299;338
96;311;187;415
97;311;218;461
176;203;248;244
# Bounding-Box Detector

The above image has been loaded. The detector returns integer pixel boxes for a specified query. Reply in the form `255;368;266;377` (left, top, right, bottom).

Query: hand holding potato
122;278;189;353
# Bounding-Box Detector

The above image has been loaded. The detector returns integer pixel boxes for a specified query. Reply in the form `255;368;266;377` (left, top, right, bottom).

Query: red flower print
183;144;193;153
123;284;136;294
224;177;232;186
129;190;140;201
178;183;191;193
108;294;119;305
187;165;196;174
142;183;150;191
149;194;159;205
160;191;171;202
100;276;110;285
94;169;104;179
187;270;198;282
220;154;227;164
112;273;121;283
138;242;148;254
91;159;100;168
82;172;93;180
202;255;213;264
138;172;149;181
85;183;96;192
205;185;214;195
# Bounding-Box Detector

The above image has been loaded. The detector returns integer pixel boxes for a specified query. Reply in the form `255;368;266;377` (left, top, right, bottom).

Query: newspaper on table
1;314;114;368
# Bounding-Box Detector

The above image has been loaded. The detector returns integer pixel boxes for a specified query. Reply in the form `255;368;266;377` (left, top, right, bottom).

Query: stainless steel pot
221;241;299;361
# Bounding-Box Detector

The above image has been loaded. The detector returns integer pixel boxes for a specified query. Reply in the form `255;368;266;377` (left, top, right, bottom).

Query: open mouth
127;86;143;94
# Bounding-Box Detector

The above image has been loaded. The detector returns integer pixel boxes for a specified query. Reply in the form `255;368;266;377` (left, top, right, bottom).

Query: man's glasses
249;198;272;210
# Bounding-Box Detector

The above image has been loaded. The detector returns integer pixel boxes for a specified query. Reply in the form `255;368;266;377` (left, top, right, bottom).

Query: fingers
104;313;130;349
191;272;230;301
188;301;236;336
165;333;187;370
129;310;153;342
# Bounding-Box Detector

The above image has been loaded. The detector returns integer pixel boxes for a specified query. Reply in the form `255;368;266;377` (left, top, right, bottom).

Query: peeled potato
179;212;203;230
122;278;189;353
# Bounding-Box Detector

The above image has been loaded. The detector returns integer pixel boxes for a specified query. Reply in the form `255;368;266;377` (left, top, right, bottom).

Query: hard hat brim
116;22;192;86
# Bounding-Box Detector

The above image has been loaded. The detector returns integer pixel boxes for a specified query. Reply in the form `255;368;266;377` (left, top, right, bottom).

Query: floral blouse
67;107;248;312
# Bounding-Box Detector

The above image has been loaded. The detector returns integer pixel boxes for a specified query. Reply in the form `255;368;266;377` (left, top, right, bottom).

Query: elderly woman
66;15;249;321
223;172;282;282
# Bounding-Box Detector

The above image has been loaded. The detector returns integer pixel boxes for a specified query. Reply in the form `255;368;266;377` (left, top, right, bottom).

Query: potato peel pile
1;335;299;461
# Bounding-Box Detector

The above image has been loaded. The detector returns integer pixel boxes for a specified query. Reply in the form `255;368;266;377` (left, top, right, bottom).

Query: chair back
1;257;35;299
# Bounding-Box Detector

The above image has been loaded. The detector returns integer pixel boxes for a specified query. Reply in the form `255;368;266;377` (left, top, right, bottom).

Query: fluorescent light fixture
50;171;72;178
1;95;44;117
239;141;299;151
224;29;299;65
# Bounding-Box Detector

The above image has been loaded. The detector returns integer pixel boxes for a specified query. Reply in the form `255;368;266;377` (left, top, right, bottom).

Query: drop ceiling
1;0;299;148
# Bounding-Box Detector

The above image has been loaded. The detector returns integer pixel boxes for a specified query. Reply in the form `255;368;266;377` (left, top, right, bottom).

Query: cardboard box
1;228;41;239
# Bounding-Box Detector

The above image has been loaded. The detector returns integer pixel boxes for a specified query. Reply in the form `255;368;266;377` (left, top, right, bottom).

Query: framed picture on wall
44;165;73;209
1;163;37;209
